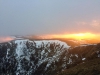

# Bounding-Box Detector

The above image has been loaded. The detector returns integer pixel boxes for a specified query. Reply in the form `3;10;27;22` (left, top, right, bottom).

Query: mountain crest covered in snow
0;39;100;75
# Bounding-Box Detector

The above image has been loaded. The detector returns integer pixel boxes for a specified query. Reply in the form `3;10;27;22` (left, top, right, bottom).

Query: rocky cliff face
0;39;70;75
0;39;100;75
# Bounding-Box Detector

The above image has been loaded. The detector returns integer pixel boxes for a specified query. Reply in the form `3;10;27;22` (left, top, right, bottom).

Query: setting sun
64;33;96;40
60;33;97;40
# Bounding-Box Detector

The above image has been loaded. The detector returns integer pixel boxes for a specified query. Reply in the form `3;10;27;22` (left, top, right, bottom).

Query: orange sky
0;32;100;43
40;32;100;40
0;36;14;43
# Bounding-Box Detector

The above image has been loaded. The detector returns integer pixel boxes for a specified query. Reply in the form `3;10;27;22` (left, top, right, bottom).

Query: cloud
0;36;15;43
91;20;100;27
76;21;87;26
76;20;100;27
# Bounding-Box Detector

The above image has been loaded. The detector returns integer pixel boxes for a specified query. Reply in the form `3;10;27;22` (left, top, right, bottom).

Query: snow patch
82;58;86;61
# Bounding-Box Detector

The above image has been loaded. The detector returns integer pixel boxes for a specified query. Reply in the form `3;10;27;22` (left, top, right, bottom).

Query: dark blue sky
0;0;100;36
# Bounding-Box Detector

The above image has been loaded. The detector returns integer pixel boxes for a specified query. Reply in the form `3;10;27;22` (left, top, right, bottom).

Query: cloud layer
0;36;14;43
0;0;100;35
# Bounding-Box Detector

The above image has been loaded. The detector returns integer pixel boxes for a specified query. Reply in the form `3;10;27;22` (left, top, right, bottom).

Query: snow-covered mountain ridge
0;39;100;75
0;39;70;75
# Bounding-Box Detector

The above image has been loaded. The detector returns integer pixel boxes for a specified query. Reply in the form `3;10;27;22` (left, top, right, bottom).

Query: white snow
35;40;70;49
75;54;78;58
82;58;86;61
67;58;72;64
13;39;70;75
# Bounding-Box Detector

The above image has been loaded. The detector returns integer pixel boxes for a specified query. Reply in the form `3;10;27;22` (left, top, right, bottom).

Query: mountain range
0;38;100;75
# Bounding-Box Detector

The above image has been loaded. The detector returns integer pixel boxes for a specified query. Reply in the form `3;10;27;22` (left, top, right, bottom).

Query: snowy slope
0;39;70;75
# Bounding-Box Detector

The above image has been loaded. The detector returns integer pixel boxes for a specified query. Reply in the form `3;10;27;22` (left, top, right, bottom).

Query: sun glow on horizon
62;33;96;40
41;32;99;40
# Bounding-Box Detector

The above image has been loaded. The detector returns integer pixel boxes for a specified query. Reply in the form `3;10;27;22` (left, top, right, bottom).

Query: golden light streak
41;32;99;40
62;33;96;40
